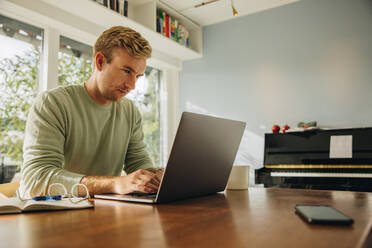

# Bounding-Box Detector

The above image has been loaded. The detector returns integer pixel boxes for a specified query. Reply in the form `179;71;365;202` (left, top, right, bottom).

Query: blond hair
93;26;152;63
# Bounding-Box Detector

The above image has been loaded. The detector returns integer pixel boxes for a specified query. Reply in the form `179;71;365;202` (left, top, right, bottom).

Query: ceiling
160;0;300;26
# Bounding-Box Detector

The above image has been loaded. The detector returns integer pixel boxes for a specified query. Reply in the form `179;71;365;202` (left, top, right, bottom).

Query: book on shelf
118;0;128;16
119;0;124;15
94;0;109;8
165;13;170;38
161;11;166;36
0;197;93;214
156;12;162;33
123;0;128;17
156;9;190;48
174;19;178;42
95;0;127;16
178;24;184;44
177;24;189;47
170;17;175;41
109;0;114;11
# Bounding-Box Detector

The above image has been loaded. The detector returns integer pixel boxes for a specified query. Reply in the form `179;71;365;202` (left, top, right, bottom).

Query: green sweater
20;84;153;197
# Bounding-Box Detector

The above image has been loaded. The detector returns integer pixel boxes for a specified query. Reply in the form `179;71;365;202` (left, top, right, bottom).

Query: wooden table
1;188;371;248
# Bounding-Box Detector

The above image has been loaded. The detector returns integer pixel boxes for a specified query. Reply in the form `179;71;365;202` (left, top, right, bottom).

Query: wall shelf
39;0;203;62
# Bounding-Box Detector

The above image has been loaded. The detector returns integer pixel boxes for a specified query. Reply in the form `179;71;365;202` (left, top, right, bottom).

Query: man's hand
113;169;160;194
146;168;164;182
79;169;163;196
155;169;164;182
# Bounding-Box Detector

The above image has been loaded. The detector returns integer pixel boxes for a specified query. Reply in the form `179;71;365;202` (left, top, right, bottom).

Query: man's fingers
134;176;159;191
139;179;159;191
150;177;160;186
138;172;160;185
155;170;164;181
128;169;161;193
145;182;159;191
136;182;158;193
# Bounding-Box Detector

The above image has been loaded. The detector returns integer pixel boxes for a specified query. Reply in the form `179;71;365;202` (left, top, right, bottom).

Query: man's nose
127;74;136;90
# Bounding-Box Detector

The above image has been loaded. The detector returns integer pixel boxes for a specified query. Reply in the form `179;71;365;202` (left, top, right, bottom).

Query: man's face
96;48;146;104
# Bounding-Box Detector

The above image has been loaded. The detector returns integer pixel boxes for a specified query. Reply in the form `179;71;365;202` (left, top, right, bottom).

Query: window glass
0;15;43;172
127;67;163;167
58;35;92;85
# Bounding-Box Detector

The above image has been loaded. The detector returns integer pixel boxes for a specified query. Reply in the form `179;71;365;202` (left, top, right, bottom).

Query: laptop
94;112;246;203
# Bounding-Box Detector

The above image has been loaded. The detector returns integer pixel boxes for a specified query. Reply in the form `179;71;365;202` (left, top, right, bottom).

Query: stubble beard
102;87;124;102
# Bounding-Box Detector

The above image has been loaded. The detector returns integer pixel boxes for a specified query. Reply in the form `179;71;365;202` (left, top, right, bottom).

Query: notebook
0;197;93;214
95;112;246;203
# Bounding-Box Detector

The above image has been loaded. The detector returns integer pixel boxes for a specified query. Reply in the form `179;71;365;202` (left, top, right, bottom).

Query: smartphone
295;205;354;225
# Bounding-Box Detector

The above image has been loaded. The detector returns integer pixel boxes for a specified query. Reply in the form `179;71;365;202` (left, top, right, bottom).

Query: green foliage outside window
0;49;39;163
127;68;162;167
58;52;92;86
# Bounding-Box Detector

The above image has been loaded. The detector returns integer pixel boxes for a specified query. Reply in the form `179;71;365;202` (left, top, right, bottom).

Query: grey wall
179;0;372;184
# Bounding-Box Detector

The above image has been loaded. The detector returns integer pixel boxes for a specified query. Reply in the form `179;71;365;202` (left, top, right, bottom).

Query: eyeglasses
17;183;90;204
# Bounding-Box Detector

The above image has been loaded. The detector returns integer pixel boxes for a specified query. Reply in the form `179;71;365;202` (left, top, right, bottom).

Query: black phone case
295;205;354;225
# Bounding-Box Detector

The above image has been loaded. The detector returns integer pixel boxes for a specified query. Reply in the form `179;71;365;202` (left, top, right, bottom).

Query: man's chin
113;94;126;102
103;94;124;103
109;97;122;102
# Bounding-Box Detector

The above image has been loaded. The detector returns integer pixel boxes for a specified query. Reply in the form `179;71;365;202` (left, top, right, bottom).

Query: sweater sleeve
123;104;154;174
19;92;84;198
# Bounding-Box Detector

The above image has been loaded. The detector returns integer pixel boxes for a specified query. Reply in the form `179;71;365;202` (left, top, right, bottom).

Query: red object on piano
272;125;280;133
282;124;290;133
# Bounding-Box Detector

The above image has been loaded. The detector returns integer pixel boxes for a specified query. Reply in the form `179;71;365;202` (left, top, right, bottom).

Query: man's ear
95;52;105;71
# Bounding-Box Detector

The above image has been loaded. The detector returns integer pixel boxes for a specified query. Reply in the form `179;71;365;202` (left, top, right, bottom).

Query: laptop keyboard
128;192;157;198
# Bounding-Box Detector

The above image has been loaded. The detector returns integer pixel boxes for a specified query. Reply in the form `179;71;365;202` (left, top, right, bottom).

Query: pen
32;195;62;201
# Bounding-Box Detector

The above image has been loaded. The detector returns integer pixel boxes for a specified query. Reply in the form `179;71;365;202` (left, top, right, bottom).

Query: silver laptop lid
156;112;246;203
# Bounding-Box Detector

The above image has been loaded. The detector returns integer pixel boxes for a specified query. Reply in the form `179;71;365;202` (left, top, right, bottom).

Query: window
127;67;163;167
0;15;43;168
58;35;92;85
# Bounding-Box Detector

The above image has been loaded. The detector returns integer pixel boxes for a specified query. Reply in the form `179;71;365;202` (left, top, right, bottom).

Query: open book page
0;198;27;214
0;197;93;214
23;198;93;212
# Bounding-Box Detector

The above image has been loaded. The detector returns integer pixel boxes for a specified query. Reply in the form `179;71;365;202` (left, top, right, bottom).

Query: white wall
179;0;372;185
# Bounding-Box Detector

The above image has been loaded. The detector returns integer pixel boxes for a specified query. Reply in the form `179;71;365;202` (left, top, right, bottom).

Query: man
20;26;163;198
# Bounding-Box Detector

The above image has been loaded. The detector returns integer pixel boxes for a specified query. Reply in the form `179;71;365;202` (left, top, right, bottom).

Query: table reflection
155;193;244;247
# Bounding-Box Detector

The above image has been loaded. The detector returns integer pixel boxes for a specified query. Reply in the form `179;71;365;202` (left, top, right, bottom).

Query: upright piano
255;127;372;192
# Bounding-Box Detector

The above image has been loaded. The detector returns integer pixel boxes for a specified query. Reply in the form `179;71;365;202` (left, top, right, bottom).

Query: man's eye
123;69;130;74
